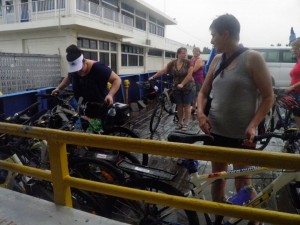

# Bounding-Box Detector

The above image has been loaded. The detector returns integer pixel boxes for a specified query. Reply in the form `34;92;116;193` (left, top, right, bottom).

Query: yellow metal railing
0;122;300;224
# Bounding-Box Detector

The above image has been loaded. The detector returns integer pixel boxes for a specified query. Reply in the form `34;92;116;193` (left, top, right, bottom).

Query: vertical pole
124;79;130;104
47;140;72;207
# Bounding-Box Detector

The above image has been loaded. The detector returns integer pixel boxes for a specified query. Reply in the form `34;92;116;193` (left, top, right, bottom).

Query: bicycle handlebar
36;93;73;101
254;129;300;142
167;131;213;144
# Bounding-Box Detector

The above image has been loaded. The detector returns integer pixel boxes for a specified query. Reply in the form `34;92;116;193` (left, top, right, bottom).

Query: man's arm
51;76;70;95
245;50;274;142
105;71;121;106
148;65;168;81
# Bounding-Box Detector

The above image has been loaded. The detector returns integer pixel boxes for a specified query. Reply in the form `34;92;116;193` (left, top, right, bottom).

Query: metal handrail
0;122;300;224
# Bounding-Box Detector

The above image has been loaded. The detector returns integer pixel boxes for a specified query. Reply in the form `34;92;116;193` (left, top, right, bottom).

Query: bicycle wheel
28;181;54;202
288;181;300;213
29;179;105;215
110;178;199;225
163;94;176;115
71;188;106;215
71;158;126;216
150;103;163;133
103;127;149;166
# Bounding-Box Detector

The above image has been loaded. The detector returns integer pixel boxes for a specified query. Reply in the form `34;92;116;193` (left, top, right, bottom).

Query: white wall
0;39;23;53
147;56;169;72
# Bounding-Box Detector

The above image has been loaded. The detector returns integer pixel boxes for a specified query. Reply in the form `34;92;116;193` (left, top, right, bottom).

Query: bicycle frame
0;153;24;190
157;165;300;224
263;88;297;133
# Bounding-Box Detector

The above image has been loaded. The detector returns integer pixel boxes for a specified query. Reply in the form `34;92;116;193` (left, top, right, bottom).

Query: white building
0;0;194;76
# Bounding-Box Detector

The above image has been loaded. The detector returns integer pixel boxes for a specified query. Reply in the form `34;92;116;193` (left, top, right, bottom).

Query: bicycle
261;88;299;133
164;130;300;225
0;103;108;215
73;146;200;224
137;78;177;133
257;87;300;150
35;93;148;165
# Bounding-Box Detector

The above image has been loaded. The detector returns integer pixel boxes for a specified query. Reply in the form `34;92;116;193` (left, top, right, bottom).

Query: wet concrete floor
120;100;298;225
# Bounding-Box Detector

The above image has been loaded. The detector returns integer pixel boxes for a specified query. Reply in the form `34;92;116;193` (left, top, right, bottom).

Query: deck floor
121;100;297;225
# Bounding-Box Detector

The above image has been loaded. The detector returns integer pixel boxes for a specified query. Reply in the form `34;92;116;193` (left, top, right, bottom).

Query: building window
111;43;117;51
83;51;98;61
78;38;98;49
78;37;118;72
100;52;109;66
121;54;127;66
148;49;162;57
165;51;176;58
100;41;109;50
149;23;156;34
121;2;134;13
139;56;144;66
157;26;164;37
135;9;146;18
128;55;138;66
102;0;118;7
121;44;143;67
136;17;146;31
149;17;165;37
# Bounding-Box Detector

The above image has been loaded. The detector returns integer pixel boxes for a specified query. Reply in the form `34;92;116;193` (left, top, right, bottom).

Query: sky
142;0;300;49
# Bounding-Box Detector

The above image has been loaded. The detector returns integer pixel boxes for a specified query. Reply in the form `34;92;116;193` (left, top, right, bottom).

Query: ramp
0;188;127;225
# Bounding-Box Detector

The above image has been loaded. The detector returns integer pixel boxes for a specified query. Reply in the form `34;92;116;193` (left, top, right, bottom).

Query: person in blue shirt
203;47;217;77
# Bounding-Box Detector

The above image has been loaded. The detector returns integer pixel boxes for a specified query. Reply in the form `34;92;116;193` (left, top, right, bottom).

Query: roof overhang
133;0;177;25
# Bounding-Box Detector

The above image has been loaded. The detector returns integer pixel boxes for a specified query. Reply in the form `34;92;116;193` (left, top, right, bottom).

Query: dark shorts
172;89;195;105
291;93;300;117
195;84;202;93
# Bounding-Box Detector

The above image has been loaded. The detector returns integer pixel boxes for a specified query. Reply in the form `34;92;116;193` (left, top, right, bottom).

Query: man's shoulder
91;62;112;73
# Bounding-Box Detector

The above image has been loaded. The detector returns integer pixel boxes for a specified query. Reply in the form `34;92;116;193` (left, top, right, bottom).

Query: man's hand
148;76;154;82
105;94;114;107
197;113;211;134
51;88;60;95
177;83;183;89
243;125;256;148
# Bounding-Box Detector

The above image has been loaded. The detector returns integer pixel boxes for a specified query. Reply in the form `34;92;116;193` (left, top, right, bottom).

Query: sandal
175;123;183;130
181;124;189;131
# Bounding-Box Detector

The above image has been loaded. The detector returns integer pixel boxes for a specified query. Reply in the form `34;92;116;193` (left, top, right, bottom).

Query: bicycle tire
70;158;126;216
28;181;53;202
163;94;176;115
288;181;300;211
150;103;163;133
263;108;276;132
102;127;149;166
71;188;107;215
110;178;199;225
29;179;105;215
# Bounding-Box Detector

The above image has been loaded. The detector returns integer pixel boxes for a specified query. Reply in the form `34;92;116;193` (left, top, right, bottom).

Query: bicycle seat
167;131;213;144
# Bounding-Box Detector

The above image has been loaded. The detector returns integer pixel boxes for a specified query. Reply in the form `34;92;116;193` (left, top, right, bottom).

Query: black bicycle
257;88;300;150
35;93;148;166
137;79;177;133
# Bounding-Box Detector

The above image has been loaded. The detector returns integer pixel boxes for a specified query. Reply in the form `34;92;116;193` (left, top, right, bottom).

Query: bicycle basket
278;95;300;110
